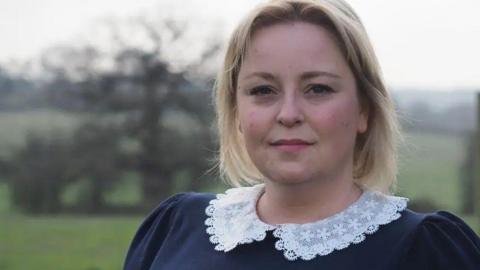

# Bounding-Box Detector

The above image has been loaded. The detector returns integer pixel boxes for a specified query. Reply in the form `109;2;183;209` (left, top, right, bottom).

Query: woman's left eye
306;84;334;95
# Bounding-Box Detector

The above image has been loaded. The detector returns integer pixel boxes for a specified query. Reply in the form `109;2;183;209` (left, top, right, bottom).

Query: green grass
397;132;466;212
0;183;143;270
464;215;480;233
0;180;10;215
0;214;141;270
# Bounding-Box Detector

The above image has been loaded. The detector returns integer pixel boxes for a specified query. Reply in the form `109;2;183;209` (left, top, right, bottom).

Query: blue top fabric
123;192;480;270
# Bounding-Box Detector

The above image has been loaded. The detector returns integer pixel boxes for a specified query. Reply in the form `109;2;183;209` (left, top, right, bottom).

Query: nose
276;94;304;127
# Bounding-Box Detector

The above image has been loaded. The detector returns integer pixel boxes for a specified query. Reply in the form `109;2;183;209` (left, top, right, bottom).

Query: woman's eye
307;84;334;95
249;86;274;96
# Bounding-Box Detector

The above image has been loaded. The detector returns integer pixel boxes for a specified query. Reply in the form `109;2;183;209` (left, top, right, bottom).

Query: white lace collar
204;184;408;261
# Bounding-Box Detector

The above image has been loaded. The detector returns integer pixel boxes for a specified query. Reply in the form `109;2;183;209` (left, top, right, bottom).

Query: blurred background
0;0;479;269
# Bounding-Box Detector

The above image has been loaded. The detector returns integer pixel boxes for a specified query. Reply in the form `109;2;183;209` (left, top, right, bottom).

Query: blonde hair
213;0;401;193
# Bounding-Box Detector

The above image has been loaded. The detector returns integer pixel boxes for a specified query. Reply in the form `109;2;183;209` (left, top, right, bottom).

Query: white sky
0;0;479;90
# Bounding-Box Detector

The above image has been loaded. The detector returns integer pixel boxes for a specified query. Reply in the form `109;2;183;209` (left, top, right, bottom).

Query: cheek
239;110;266;142
310;100;360;133
239;110;257;129
247;111;258;130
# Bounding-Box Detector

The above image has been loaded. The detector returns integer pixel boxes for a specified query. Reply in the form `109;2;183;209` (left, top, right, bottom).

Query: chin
265;170;313;186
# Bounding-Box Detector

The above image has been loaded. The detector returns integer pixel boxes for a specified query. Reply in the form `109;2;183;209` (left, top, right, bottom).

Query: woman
124;0;480;269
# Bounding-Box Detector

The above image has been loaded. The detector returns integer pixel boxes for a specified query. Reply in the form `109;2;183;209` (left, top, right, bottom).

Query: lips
271;139;313;146
270;139;313;152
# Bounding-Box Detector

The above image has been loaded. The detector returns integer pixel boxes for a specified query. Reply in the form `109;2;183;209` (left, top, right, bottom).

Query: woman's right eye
249;86;274;96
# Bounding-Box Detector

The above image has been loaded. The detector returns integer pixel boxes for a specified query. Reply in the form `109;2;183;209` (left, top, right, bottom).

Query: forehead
253;21;339;50
253;21;332;42
240;21;348;76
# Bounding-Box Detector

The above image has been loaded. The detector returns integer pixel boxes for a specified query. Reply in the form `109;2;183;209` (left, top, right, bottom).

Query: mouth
270;139;314;152
270;139;314;146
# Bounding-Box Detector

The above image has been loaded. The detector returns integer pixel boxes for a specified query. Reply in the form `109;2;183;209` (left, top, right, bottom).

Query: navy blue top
123;192;480;270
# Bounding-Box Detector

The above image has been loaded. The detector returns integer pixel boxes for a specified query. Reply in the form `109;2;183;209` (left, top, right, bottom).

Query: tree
461;133;475;214
8;132;78;213
4;12;220;213
79;16;219;208
69;121;125;213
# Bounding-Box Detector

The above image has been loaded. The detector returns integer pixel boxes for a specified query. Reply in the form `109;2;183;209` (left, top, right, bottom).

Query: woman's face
236;22;367;185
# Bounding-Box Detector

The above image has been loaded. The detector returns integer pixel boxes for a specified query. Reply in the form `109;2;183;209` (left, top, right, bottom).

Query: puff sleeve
123;193;187;270
399;211;480;269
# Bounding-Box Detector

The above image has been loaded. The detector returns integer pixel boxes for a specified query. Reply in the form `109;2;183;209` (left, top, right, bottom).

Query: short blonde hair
213;0;401;193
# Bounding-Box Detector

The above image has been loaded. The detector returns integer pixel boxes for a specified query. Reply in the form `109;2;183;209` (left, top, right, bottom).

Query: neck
256;175;362;225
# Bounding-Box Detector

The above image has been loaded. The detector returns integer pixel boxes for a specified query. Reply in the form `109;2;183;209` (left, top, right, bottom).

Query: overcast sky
1;0;479;90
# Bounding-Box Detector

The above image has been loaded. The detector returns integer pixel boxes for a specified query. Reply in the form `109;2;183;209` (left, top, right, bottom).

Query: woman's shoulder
155;191;215;212
123;191;215;270
136;191;215;230
406;210;480;246
397;209;480;269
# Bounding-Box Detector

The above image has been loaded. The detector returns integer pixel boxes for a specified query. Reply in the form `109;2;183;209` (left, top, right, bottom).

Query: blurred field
0;110;82;158
0;110;143;270
0;110;478;270
397;132;466;212
0;183;142;270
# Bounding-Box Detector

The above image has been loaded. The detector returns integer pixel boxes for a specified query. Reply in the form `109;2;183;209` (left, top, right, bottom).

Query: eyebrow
243;71;341;81
300;71;341;80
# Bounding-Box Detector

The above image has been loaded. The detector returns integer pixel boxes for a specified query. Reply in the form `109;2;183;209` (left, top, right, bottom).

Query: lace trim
204;184;408;261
